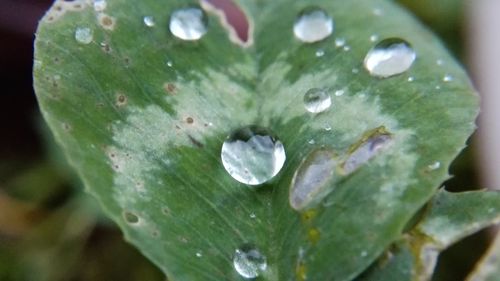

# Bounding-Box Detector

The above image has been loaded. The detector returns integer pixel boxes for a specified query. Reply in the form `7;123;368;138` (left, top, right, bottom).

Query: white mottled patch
260;55;418;211
109;66;255;207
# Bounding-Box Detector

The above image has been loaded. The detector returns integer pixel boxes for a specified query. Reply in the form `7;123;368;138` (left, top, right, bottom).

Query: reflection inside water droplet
293;7;334;43
75;27;93;44
315;49;325;57
290;148;336;210
364;38;416;78
221;126;286;185
169;6;208;40
233;244;267;279
303;88;331;113
342;127;392;174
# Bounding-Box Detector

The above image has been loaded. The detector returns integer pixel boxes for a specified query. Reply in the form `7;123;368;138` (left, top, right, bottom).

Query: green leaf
358;190;500;281
33;0;479;280
417;190;500;248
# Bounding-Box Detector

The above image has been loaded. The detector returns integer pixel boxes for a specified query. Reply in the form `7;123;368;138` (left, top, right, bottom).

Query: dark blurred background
0;0;494;280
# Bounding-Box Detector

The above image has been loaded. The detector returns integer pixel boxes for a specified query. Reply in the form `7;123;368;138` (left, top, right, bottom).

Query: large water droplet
342;127;392;174
75;27;93;44
290;148;336;210
303;88;331;113
169;6;208;41
221;126;286;185
233;245;267;279
364;38;416;78
293;7;334;43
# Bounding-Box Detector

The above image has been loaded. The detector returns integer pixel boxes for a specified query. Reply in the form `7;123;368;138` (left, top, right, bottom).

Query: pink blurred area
204;0;249;42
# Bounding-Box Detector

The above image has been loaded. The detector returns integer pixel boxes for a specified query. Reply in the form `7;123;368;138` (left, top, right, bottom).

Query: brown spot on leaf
116;93;127;107
186;117;194;124
98;14;116;30
163;83;176;94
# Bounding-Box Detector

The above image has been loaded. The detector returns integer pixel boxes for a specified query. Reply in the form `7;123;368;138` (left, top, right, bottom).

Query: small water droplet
352;68;359;74
427;161;441;170
293;7;334;43
93;0;107;12
435;85;441;90
408;76;415;82
221;126;286;185
169;6;208;41
436;59;444;66
361;251;368;257
324;125;332;131
443;74;453;82
370;34;379;42
143;16;155;27
250;213;256;219
74;27;93;44
364;38;416;78
166;60;173;67
343;45;351;51
334;90;345;96
233;245;267;279
342;127;392;174
308;139;315;145
290;148;336;210
315;49;325;57
303;88;331;113
196;251;203;257
334;37;346;47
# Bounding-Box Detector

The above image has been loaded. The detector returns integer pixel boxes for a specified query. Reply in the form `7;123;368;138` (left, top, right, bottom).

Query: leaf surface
33;0;479;280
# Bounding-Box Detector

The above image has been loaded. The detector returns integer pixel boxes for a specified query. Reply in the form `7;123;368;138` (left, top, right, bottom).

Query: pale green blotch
260;56;418;211
108;66;256;210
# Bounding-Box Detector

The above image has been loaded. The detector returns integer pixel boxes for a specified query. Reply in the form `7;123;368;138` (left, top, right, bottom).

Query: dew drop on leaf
443;74;453;82
303;88;331;113
293;7;333;43
143;16;155;27
169;6;208;41
370;34;379;42
364;38;416;78
290;148;336;210
342;127;392;174
74;27;93;44
315;49;325;57
233;244;267;279
334;37;346;47
334;89;345;96
427;161;441;171
221;126;286;185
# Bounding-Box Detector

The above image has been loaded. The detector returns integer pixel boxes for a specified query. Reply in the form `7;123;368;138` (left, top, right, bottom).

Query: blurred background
0;0;497;280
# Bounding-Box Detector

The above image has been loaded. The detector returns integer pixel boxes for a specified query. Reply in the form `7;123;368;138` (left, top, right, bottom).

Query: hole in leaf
123;211;140;224
203;0;250;44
